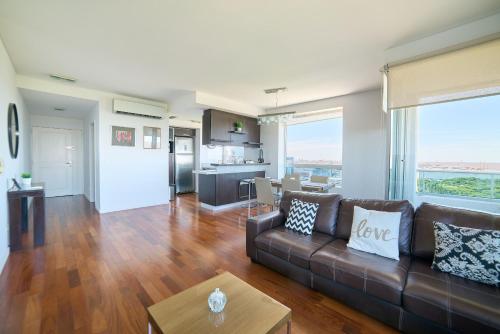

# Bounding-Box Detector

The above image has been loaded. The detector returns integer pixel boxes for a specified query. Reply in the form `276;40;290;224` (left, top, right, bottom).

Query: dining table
270;178;335;193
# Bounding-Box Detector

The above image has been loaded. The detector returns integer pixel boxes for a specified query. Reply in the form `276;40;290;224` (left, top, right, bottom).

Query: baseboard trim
200;200;256;212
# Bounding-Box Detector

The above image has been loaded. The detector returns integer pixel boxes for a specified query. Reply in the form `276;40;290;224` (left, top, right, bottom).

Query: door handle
65;162;72;166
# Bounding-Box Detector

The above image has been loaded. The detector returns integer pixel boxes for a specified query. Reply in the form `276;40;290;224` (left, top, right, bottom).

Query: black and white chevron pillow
285;199;319;235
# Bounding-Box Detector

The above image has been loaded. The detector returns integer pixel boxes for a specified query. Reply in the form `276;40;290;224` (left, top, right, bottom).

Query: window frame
388;94;500;214
284;113;343;184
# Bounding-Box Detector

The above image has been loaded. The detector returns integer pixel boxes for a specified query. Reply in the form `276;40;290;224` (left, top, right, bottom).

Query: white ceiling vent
113;99;166;119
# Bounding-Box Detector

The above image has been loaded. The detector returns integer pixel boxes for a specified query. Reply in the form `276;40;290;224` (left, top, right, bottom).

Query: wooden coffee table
147;272;292;333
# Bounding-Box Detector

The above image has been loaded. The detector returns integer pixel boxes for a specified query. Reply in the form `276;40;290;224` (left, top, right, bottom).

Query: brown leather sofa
246;191;500;333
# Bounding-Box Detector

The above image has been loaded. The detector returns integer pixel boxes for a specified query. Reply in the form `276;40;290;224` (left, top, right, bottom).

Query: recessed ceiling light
54;107;66;111
49;74;77;83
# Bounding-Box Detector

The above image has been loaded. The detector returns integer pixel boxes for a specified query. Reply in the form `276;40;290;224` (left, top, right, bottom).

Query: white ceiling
21;88;97;119
2;1;500;108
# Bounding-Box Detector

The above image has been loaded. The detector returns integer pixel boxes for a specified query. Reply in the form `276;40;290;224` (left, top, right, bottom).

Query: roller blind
388;38;500;109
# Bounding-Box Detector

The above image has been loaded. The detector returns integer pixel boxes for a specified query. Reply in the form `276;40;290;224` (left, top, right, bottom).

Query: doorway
32;127;84;197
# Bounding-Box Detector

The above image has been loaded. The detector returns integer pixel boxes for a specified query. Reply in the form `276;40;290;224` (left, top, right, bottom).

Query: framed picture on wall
144;126;161;149
112;126;135;146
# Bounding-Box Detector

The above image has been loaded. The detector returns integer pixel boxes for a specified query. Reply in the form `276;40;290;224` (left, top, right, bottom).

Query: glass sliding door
389;94;500;214
388;107;417;201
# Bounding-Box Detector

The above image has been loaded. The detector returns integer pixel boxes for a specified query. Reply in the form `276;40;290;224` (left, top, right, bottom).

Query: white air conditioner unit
113;99;166;119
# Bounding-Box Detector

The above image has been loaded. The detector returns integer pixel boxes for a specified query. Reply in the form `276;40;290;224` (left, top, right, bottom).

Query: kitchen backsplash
200;145;259;165
244;147;260;162
223;146;244;164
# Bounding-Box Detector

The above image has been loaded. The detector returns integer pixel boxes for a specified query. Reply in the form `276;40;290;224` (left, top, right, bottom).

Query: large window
285;117;342;186
390;94;500;214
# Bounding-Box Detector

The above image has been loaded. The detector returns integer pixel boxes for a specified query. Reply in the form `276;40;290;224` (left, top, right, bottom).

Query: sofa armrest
246;211;285;260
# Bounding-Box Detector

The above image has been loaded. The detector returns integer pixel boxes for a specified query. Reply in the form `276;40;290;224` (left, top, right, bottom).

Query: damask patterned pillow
432;221;500;286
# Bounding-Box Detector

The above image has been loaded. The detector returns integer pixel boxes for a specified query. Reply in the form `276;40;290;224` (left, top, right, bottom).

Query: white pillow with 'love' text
347;206;401;261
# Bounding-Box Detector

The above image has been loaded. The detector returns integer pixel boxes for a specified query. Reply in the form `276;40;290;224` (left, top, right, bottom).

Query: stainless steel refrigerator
174;135;195;193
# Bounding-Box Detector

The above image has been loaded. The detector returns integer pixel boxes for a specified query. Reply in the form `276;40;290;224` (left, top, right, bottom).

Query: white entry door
32;127;79;197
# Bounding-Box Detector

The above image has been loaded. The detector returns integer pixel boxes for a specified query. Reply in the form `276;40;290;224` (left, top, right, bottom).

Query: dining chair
310;175;331;193
255;177;280;213
281;176;302;192
310;175;330;184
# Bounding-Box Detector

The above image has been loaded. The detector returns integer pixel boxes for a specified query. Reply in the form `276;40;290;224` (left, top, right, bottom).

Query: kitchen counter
210;163;270;166
195;163;269;209
197;170;265;210
194;163;269;175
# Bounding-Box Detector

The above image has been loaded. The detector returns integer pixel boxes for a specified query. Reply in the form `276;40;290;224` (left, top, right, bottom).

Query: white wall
168;91;202;123
195;91;262;117
384;12;500;65
16;75;169;213
85;104;99;206
98;98;170;212
260;122;285;179
30;114;83;130
341;90;387;199
261;89;387;199
83;115;91;201
0;38;28;273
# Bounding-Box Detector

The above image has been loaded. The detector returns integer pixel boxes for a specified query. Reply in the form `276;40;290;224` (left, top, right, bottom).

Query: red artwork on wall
112;126;135;146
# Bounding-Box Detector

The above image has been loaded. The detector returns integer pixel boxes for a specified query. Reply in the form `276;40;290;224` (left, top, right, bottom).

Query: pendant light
257;87;295;125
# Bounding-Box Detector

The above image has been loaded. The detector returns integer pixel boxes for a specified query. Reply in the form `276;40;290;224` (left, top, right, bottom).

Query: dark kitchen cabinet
202;109;232;144
202;109;260;146
245;117;260;145
198;171;265;206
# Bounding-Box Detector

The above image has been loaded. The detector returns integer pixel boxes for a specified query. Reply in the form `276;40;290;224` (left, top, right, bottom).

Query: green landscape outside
417;175;500;200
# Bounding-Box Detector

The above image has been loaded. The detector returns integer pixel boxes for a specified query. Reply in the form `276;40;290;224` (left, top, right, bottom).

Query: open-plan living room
0;1;499;333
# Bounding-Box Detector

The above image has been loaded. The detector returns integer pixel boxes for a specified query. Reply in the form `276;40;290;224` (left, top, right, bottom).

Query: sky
417;94;500;163
285;94;500;165
286;117;342;162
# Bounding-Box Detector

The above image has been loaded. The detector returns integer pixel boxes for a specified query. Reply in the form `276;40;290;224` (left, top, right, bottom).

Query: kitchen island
194;163;270;210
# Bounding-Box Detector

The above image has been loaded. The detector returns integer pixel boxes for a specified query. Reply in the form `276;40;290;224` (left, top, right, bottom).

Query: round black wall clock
8;103;19;159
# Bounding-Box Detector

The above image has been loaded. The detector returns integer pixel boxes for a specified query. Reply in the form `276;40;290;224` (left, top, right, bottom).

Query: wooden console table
7;184;45;251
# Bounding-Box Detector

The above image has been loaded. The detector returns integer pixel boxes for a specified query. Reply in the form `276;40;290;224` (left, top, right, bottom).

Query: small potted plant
21;172;32;187
234;120;244;132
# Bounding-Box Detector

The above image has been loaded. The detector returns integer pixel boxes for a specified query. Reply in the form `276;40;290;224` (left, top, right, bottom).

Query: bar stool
239;178;257;208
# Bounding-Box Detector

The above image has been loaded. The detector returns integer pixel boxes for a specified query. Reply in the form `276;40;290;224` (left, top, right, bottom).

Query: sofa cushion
336;199;414;255
347;206;402;260
310;239;410;305
412;202;500;260
254;226;333;269
285;198;319;235
403;259;500;332
280;191;342;236
432;222;500;286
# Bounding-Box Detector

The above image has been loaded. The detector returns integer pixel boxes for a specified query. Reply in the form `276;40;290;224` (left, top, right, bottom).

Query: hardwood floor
0;194;396;334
